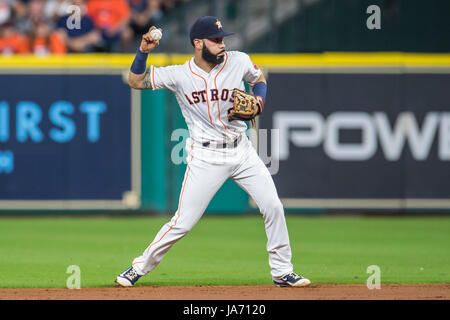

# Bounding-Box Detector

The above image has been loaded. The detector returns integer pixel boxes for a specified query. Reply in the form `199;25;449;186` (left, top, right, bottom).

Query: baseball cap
189;16;234;45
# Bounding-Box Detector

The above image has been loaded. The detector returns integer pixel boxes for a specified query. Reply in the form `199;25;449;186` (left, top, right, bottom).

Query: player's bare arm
128;26;162;90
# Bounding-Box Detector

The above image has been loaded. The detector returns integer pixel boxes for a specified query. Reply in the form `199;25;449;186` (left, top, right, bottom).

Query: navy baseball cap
189;16;234;45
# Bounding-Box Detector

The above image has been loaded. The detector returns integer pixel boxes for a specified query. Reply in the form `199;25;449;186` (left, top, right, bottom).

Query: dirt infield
0;284;448;300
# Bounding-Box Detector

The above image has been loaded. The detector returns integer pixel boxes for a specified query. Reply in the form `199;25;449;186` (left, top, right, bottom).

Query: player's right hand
140;26;161;53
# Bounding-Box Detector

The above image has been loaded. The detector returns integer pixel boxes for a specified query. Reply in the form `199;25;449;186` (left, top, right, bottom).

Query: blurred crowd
0;0;188;55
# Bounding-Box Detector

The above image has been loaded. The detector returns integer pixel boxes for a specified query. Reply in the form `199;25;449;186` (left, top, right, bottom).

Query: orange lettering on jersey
229;90;235;102
188;89;235;106
221;89;229;101
211;89;219;101
198;90;207;102
192;91;200;104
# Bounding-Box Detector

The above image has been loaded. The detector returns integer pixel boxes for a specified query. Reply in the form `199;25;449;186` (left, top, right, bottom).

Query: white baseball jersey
149;51;262;143
128;50;298;283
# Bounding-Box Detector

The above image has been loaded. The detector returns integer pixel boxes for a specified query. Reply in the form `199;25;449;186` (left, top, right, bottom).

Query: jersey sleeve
242;53;262;85
149;65;180;91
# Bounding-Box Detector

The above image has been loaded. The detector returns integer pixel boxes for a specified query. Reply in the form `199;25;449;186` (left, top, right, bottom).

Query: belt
202;135;242;149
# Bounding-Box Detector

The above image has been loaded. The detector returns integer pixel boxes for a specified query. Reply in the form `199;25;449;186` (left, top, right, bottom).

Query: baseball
150;29;162;41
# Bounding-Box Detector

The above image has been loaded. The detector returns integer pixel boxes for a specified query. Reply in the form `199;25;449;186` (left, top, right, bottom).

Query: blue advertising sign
0;74;133;207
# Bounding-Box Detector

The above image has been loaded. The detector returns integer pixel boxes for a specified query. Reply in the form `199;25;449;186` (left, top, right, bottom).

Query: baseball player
115;16;310;288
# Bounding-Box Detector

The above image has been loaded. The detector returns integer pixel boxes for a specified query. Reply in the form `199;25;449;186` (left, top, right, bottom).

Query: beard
202;43;225;65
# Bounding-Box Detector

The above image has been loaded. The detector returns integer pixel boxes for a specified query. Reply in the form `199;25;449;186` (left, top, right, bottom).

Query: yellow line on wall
0;52;450;69
250;52;450;68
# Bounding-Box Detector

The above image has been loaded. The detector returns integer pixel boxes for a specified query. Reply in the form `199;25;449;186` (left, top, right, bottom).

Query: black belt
202;135;242;149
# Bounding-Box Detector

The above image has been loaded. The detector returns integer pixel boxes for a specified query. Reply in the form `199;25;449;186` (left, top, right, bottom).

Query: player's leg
231;142;310;287
127;156;230;279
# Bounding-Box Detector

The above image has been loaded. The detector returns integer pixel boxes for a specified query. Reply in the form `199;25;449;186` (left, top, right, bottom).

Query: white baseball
150;29;162;41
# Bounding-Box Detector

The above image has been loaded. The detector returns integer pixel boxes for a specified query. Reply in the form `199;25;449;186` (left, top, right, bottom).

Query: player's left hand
228;88;261;122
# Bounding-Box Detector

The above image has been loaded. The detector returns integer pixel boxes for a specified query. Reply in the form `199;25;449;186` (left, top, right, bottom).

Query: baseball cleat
273;272;311;287
115;266;141;287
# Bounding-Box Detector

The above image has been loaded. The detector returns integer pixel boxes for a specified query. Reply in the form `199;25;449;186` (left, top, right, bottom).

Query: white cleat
115;266;141;287
273;272;311;287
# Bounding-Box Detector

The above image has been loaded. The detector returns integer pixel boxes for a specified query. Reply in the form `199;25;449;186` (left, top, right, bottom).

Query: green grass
0;215;449;288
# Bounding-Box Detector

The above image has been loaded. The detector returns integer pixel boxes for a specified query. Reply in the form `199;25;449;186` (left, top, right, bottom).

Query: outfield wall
0;53;449;213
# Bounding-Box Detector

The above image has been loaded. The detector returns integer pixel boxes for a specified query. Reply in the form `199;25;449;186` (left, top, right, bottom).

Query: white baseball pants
131;135;294;280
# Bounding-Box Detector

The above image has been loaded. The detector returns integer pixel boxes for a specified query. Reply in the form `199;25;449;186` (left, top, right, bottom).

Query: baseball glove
227;89;262;124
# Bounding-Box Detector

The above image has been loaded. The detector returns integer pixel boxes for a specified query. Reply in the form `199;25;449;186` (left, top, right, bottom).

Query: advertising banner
0;74;138;210
259;72;450;209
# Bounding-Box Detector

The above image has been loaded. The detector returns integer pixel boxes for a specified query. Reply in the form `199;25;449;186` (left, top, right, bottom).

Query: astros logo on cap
216;20;223;29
